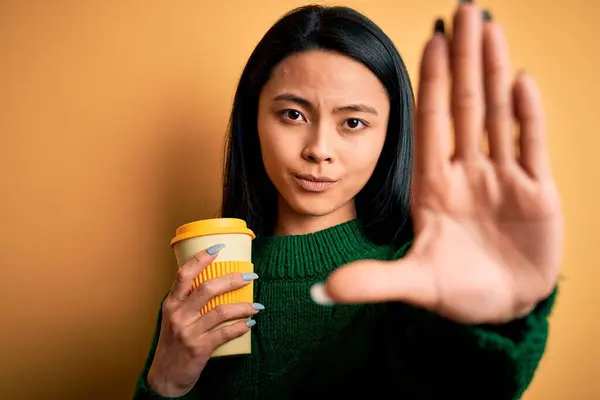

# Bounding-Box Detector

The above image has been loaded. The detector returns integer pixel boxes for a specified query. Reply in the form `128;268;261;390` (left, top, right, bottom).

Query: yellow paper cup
170;218;255;357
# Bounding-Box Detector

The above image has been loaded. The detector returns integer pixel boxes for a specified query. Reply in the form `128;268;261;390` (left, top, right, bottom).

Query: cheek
257;116;297;175
342;135;386;179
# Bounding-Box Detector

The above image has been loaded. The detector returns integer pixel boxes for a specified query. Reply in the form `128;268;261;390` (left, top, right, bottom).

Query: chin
284;192;350;217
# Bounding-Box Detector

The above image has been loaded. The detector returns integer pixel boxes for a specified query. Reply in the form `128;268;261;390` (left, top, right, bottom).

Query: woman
134;2;562;399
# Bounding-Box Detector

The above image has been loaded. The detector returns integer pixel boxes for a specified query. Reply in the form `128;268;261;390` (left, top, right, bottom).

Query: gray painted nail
252;303;265;310
242;272;259;281
246;319;256;327
206;243;225;255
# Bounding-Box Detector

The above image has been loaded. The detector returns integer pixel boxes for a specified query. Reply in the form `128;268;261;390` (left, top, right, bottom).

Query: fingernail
433;18;445;35
206;243;225;255
252;303;265;310
242;272;259;281
246;319;256;327
459;0;473;3
310;283;335;306
482;9;493;21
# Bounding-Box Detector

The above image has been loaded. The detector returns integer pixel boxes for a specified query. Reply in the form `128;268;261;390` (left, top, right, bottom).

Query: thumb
311;254;438;308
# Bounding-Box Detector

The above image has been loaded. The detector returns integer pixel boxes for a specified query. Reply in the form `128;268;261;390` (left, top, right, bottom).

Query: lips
295;174;336;183
294;174;338;192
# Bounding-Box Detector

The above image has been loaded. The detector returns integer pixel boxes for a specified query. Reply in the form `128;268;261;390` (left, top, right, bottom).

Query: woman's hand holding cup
147;244;260;397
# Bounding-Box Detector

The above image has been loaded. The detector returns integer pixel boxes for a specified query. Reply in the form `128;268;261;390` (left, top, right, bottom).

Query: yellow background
0;0;597;399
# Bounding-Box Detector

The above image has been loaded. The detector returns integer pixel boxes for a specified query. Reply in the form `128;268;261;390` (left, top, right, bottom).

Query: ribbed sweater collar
252;219;388;279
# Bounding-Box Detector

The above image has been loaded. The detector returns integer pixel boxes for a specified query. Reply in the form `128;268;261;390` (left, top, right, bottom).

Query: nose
301;130;334;164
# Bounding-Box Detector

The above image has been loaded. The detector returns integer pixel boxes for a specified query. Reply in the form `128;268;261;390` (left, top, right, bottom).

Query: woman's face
257;50;390;231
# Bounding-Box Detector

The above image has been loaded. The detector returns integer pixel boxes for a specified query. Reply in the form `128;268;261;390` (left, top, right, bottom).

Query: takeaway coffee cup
170;218;255;357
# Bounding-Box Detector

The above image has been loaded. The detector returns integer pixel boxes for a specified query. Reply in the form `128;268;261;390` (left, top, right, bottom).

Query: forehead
263;50;388;102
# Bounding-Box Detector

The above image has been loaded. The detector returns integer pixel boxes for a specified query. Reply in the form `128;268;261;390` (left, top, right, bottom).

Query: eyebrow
272;93;378;116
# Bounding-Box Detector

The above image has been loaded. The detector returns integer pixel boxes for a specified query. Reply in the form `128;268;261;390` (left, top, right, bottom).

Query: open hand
317;3;563;325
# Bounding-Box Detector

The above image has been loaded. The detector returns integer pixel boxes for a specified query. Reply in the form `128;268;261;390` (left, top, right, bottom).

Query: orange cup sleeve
190;261;254;315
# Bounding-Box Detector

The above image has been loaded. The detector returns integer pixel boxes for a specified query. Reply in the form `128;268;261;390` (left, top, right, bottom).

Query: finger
205;319;256;351
451;3;485;160
193;302;263;334
413;19;452;174
513;72;551;180
482;12;515;163
169;243;225;302
182;272;258;321
314;256;438;308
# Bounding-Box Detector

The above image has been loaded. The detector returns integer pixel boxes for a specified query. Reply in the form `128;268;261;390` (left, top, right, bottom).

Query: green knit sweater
134;219;556;400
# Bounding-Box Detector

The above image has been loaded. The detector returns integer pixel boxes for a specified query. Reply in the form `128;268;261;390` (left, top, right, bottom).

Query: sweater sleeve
383;242;557;400
133;295;194;400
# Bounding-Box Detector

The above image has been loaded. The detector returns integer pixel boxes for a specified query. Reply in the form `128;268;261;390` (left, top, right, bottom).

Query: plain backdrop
0;0;598;399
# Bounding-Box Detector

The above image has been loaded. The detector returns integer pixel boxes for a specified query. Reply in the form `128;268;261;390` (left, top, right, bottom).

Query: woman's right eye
279;109;306;122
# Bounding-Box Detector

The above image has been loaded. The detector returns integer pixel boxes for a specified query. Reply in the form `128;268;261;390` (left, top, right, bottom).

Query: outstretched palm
323;4;563;324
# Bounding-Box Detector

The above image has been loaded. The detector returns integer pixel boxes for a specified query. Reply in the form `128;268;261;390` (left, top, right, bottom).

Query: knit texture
134;219;556;400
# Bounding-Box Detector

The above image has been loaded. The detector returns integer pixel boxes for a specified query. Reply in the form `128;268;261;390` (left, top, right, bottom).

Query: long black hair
221;4;414;245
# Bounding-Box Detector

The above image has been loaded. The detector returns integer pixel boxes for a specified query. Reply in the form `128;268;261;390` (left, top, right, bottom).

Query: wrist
147;366;191;398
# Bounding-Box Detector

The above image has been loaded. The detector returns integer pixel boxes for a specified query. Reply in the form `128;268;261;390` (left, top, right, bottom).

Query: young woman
134;2;562;399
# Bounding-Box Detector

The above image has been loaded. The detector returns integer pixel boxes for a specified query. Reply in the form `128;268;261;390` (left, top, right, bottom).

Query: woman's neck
273;197;357;236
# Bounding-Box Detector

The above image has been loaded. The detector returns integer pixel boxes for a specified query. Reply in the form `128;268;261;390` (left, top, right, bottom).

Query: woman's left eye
343;118;367;130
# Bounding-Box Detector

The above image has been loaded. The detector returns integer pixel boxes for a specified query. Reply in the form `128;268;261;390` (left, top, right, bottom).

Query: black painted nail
459;0;473;3
482;10;493;21
434;18;445;35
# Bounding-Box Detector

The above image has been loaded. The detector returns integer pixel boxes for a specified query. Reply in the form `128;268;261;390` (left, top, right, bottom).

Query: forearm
386;287;557;400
